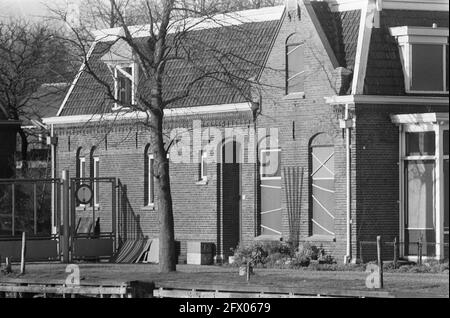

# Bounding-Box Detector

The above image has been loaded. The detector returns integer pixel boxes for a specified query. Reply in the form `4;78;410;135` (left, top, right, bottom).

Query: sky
0;0;74;20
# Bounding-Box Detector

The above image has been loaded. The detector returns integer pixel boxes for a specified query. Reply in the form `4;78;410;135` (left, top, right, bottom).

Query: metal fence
359;238;449;265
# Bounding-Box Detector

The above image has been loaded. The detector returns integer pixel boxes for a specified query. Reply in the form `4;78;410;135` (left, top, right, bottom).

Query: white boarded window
286;34;304;95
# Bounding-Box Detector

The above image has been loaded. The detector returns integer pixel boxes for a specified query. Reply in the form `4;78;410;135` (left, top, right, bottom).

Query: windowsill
112;105;132;112
300;235;336;242
76;205;101;212
406;90;449;95
196;179;208;185
283;92;305;100
141;204;155;211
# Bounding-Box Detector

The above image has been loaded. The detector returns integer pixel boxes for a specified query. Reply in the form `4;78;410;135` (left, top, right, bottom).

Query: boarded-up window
286;34;304;94
310;134;335;236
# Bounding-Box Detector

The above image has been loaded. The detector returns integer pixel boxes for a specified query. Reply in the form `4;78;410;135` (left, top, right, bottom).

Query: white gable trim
325;94;450;105
327;0;449;12
93;6;285;42
351;0;375;95
43;102;252;125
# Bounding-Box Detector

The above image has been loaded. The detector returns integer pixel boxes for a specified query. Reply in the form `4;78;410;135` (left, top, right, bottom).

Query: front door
221;141;241;256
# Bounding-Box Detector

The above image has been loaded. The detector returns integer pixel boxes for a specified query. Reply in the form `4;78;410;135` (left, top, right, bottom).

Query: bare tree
0;19;70;174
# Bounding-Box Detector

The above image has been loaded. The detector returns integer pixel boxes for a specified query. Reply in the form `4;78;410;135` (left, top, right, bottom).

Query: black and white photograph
0;0;448;306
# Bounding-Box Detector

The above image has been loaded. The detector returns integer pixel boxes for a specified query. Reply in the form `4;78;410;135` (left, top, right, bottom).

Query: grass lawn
1;263;448;298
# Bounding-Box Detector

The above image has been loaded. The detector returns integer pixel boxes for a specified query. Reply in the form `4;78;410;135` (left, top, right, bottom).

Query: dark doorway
221;140;241;257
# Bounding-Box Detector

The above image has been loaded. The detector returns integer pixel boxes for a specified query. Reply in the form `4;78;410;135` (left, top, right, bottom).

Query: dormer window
390;26;449;94
113;64;136;109
100;39;138;110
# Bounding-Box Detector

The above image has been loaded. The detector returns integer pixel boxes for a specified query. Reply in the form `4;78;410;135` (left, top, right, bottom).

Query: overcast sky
0;0;72;19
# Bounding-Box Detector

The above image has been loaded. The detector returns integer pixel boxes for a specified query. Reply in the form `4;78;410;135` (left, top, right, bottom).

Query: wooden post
359;241;364;264
418;235;423;266
5;257;12;273
246;262;250;282
393;237;398;268
20;232;26;274
376;236;384;289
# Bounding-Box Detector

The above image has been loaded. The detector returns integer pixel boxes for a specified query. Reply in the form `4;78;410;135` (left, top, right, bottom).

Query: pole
20;232;26;274
51;124;56;235
62;170;70;263
393;237;398;268
377;235;383;289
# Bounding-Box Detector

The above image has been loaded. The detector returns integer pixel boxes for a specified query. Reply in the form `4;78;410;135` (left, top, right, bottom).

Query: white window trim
394;113;449;260
390;26;449;94
260;148;281;180
148;153;155;207
93;157;100;207
112;62;137;111
78;157;86;207
200;150;208;182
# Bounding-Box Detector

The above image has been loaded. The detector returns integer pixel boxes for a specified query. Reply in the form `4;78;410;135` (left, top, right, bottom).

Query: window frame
397;119;449;261
112;62;137;110
200;150;208;182
260;148;281;181
285;35;305;96
93;156;100;207
147;153;155;207
77;156;86;207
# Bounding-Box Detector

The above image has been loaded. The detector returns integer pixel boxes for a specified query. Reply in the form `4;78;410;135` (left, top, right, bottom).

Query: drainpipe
340;104;352;264
47;124;57;235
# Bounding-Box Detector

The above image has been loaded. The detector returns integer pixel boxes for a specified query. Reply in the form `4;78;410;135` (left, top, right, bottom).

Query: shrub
296;242;319;260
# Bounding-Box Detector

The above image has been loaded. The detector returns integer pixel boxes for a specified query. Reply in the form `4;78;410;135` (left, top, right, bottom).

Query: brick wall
54;114;256;262
354;104;448;261
256;2;348;260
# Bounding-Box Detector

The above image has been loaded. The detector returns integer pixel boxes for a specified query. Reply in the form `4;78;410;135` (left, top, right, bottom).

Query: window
93;157;100;206
79;157;86;182
200;150;208;181
392;112;449;260
148;154;154;206
76;148;86;207
390;26;449;93
144;145;155;207
444;130;449;235
309;134;335;237
113;64;136;109
286;34;304;95
260;149;281;179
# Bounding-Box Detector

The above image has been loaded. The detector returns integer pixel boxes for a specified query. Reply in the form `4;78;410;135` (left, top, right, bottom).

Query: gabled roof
58;7;284;117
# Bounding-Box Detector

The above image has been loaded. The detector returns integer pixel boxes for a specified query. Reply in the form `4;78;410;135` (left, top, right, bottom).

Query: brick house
43;0;449;263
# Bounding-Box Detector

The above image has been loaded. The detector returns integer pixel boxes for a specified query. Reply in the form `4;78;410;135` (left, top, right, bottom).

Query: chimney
286;0;301;21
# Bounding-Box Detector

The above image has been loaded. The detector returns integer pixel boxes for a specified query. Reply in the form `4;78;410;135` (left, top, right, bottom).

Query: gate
70;177;117;261
0;173;119;263
0;178;60;261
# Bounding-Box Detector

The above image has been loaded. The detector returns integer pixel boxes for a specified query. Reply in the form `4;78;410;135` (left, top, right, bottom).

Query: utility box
186;241;214;265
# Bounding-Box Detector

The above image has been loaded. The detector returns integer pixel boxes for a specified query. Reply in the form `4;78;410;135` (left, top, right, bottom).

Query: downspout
344;104;352;264
49;124;57;235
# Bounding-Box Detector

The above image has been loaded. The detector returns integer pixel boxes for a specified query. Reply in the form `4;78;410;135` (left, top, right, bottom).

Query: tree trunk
151;112;176;273
18;128;28;175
